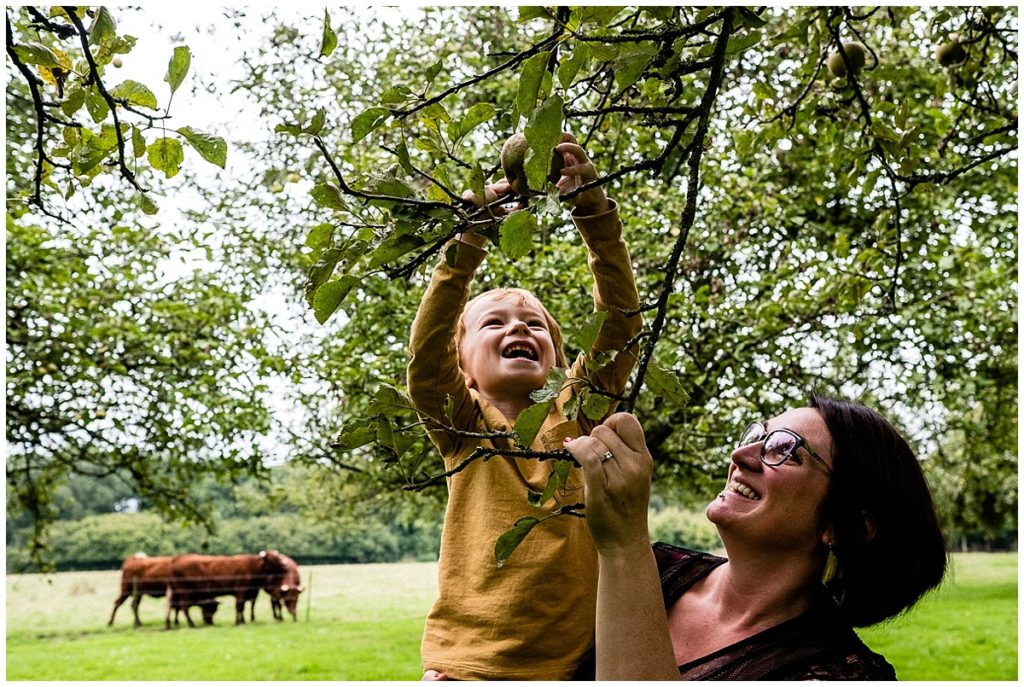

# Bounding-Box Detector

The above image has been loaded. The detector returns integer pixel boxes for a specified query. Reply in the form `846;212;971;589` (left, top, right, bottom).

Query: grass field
5;552;1017;680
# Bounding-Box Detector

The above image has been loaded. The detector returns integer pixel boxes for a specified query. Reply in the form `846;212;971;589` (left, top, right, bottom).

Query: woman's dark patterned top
654;543;897;681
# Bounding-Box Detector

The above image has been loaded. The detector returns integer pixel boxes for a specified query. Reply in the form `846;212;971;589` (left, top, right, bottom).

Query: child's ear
464;373;476;390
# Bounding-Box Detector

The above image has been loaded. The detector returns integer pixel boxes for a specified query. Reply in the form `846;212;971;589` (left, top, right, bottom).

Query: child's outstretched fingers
461;178;515;209
554;138;607;214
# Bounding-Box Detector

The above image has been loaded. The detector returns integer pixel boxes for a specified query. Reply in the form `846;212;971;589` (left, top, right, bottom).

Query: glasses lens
739;423;765;447
762;431;798;466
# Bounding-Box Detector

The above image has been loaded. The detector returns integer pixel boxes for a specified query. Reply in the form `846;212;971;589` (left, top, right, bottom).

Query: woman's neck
709;544;823;631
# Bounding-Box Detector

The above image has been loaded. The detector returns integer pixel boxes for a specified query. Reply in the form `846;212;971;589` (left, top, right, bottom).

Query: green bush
8;511;441;570
648;506;723;552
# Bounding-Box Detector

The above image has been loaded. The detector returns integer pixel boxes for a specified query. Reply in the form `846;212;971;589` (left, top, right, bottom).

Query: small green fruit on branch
935;40;967;67
827;41;867;78
500;133;564;196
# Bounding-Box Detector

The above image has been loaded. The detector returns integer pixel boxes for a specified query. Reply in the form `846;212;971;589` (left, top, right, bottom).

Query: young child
408;133;641;680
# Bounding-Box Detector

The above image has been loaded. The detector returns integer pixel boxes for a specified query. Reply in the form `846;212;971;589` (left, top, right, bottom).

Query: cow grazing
166;551;286;628
109;553;220;627
262;550;304;621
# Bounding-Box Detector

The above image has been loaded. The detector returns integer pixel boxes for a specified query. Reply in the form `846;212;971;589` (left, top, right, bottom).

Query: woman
564;394;947;680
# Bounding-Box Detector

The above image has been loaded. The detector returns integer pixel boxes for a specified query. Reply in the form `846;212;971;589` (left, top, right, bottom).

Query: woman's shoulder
764;597;897;680
652;542;726;605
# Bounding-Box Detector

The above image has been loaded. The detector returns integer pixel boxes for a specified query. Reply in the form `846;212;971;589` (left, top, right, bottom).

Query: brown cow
262;550;303;621
109;553;220;627
166;551;285;628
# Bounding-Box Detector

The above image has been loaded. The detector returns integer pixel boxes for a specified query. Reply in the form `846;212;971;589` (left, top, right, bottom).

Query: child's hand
422;670;449;680
461;178;515;213
555;132;609;216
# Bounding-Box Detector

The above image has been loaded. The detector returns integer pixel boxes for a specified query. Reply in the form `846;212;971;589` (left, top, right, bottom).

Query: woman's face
706;407;835;552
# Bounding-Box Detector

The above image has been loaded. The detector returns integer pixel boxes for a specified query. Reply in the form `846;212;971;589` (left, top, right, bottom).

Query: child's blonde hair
455;288;568;368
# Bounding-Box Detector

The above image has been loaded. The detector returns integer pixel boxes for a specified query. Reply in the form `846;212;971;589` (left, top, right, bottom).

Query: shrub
648;506;723;552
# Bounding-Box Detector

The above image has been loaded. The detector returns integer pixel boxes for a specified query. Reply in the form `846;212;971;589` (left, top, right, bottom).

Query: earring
821;543;839;585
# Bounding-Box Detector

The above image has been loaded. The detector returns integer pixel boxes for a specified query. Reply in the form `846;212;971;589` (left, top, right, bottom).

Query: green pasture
6;552;1017;680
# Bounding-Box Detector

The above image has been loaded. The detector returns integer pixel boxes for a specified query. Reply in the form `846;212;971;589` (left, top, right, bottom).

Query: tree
5;6;284;567
6;6;1017;563
259;6;1015;552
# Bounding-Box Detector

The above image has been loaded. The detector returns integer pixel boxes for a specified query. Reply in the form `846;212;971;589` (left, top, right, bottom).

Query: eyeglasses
738;422;832;474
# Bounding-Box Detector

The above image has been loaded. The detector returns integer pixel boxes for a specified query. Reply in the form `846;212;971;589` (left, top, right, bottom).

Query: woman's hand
421;670;448;681
564;412;653;556
555;132;609;216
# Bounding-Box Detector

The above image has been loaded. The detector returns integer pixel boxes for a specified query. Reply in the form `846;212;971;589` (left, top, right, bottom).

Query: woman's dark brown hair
810;394;948;627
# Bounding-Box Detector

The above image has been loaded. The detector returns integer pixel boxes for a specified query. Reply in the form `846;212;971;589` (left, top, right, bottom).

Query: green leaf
516;51;551;121
614;46;657;93
644;363;690;406
558;44;590;89
304;248;343;305
538;460;572;505
394;137;413;174
494;516;540;564
131;126;146;159
366;174;415;199
514;401;551;446
424;58;444;84
725;30;762;55
305;222;334;249
581;391;613;420
313;275;359;324
380;86;412;104
13;44;62;68
305;108;327;136
737;7;768;28
320;9;338;57
579;6;624;26
89;7;117;46
330;418;377;450
575;310;607;353
109;80;159;110
450;103;496;142
147;137;184;178
469;163;487;207
61;88;86;118
499;210;537;260
523;95;564;191
177;126;227;168
311;183;347;211
517;6;549;22
352;107;390;143
368;233;424;268
84;88;108;122
165;46;191;95
137;193;159;215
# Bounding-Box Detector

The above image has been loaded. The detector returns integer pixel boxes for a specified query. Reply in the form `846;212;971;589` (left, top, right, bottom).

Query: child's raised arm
556;134;642;426
406;181;512;452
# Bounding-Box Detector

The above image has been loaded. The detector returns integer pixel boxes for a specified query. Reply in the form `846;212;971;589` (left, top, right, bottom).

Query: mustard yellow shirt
408;201;641;680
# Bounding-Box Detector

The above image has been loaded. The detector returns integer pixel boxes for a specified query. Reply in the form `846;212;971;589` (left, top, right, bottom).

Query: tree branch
62;6;144;193
403;446;577;491
624;8;736;412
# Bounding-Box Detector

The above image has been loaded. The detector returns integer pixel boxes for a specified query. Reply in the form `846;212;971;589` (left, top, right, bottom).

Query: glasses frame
739;422;832;474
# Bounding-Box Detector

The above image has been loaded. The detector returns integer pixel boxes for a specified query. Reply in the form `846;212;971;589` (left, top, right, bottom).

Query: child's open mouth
501;342;538;361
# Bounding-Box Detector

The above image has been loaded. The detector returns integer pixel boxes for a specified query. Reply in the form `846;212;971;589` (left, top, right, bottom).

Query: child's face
459;293;557;401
